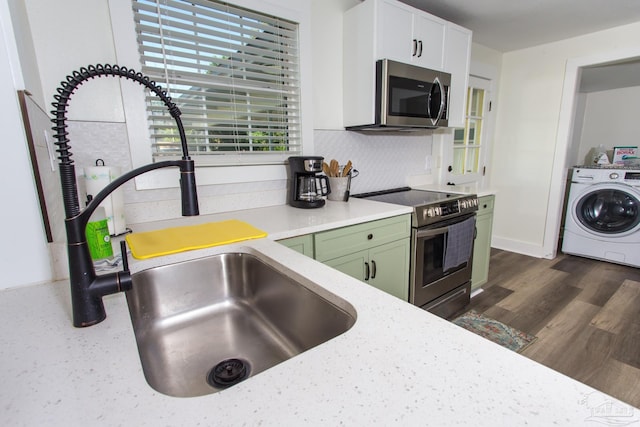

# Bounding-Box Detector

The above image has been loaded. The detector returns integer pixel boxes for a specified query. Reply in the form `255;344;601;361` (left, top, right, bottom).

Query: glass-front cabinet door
448;75;492;185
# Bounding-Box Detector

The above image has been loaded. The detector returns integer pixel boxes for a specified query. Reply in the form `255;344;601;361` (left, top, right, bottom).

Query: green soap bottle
86;206;113;260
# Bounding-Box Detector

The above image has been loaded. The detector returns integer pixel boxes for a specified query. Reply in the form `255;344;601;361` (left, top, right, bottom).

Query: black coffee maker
287;156;331;208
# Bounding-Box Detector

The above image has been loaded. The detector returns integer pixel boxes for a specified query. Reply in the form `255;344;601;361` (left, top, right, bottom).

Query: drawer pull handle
367;233;373;240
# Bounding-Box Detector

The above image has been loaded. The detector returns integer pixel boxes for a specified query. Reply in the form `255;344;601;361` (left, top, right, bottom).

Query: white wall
26;0;122;122
0;1;51;289
489;21;640;258
568;92;587;165
470;43;502;76
577;86;640;164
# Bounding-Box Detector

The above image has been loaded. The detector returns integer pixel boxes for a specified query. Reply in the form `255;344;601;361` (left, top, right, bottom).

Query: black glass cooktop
353;187;464;207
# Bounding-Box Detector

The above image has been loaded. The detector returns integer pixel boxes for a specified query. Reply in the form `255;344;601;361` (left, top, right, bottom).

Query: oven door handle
415;225;449;239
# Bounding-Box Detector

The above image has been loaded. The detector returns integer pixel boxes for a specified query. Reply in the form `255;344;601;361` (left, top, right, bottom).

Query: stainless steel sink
126;251;357;397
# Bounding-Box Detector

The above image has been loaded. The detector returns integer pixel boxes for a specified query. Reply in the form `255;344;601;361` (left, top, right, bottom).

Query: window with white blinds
132;0;302;164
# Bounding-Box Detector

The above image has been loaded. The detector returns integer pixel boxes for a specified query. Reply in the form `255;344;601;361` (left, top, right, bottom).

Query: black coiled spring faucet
51;64;199;327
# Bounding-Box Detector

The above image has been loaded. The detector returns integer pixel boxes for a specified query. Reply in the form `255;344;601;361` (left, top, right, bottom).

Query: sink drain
208;358;250;388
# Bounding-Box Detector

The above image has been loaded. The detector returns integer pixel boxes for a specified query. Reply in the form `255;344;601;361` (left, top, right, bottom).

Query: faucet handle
115;240;133;293
120;240;129;273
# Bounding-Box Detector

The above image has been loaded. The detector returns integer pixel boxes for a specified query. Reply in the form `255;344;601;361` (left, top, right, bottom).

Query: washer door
572;184;640;236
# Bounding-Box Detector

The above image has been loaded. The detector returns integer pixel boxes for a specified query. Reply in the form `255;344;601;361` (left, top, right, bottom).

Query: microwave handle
430;76;446;125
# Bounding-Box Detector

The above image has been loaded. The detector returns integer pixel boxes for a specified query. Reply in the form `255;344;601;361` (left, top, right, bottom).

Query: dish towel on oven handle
443;216;476;273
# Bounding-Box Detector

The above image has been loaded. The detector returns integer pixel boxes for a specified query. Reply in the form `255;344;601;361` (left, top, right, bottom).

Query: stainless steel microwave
346;59;451;131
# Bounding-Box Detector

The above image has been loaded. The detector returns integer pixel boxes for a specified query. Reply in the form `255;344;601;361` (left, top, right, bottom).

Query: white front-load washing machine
562;166;640;267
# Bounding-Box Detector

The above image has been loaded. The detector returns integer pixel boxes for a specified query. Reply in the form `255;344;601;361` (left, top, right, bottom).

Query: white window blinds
132;0;302;163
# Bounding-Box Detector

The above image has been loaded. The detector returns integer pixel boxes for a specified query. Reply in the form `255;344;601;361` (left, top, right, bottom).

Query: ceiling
399;0;640;52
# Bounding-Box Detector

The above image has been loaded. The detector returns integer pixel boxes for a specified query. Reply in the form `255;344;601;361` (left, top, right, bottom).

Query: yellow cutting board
125;220;268;260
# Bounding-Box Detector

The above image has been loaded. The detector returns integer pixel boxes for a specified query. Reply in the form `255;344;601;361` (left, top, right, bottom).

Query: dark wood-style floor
457;249;640;408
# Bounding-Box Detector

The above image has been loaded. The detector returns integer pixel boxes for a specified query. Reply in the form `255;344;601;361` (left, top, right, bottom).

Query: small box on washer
612;146;638;165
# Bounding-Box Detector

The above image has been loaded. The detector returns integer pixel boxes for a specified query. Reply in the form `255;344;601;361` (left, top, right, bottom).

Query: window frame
108;0;314;189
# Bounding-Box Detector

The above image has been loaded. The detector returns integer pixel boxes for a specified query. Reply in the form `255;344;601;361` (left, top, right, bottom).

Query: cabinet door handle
412;39;417;57
417;40;423;58
371;260;377;279
364;262;370;281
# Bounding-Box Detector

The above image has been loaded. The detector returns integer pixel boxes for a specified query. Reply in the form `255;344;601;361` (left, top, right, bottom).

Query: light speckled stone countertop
2;200;637;426
126;197;413;242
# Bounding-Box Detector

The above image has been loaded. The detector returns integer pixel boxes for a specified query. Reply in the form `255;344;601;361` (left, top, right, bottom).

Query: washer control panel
573;167;640;186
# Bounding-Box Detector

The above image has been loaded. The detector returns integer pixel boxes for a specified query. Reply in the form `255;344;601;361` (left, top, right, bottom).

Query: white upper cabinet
343;0;471;128
443;22;472;128
376;0;445;70
409;10;446;70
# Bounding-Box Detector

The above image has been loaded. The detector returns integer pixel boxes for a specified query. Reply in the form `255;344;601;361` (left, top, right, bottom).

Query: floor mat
451;310;537;352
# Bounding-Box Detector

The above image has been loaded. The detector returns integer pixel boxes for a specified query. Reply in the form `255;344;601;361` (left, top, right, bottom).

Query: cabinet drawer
477;195;495;214
315;215;411;262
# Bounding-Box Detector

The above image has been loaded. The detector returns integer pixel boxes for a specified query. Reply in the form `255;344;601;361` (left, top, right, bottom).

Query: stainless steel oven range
355;188;478;318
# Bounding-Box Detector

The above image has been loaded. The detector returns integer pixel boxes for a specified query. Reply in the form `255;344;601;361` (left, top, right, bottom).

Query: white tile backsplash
65;122;436;223
313;129;435;194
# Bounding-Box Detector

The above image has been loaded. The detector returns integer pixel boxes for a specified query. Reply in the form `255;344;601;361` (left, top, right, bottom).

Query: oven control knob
460;200;468;209
609;172;619;180
426;207;435;217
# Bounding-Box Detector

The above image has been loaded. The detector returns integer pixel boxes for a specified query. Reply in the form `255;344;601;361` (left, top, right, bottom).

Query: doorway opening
546;50;640;259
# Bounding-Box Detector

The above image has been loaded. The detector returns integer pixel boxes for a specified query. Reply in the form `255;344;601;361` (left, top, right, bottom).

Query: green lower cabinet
317;215;411;301
324;250;368;282
324;239;409;301
277;234;314;258
278;215;411;301
471;195;495;290
367;239;410;300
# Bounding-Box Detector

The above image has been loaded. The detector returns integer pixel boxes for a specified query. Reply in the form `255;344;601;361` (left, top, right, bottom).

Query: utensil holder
327;169;358;202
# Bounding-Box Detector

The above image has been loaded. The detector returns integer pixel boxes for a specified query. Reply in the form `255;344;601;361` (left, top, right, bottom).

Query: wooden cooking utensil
330;159;339;177
342;160;352;177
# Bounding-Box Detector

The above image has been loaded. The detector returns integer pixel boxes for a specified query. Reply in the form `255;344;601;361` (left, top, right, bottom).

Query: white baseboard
470;288;484;298
491;236;550;259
